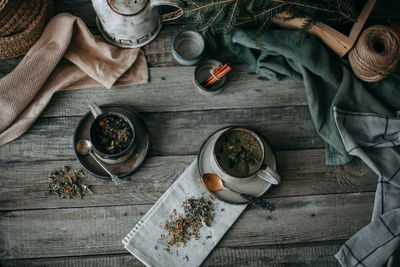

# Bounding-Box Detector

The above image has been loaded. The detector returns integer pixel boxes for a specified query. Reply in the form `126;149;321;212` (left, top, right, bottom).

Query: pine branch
186;0;234;13
236;4;286;22
335;0;355;23
183;0;359;50
271;0;356;22
255;17;271;49
236;4;286;25
200;6;226;32
226;0;239;31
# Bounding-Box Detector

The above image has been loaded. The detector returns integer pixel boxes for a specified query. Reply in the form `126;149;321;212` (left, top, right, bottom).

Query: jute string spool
349;25;400;82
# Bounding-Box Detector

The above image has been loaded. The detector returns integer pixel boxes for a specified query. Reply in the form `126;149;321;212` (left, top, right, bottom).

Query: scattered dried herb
48;166;90;199
217;130;261;176
158;197;214;252
98;115;133;154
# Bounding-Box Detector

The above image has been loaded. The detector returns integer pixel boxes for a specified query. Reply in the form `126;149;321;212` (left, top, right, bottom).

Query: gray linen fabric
334;107;400;267
122;161;246;266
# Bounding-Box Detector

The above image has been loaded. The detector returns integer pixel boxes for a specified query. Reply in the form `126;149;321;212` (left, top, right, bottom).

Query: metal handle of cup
256;166;281;185
150;0;183;22
89;102;103;118
89;150;122;186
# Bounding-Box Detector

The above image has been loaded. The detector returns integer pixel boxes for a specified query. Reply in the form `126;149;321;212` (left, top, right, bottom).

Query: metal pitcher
92;0;183;48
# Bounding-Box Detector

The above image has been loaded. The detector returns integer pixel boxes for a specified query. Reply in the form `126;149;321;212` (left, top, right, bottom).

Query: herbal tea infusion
97;115;133;154
215;129;263;177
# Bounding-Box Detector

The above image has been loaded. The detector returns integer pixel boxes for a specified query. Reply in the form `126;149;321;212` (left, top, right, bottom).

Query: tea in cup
211;127;280;185
89;103;136;164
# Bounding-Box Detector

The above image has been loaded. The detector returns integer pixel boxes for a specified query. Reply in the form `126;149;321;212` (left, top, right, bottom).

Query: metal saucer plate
73;104;150;179
197;126;276;205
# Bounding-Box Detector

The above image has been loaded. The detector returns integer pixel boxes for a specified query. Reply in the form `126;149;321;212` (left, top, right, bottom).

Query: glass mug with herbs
89;103;136;164
211;127;281;185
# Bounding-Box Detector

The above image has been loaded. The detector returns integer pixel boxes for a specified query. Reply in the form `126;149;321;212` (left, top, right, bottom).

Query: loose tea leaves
98;115;133;154
48;166;90;199
158;197;214;252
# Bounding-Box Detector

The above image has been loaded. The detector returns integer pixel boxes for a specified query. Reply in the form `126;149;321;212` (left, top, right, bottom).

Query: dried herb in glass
158;197;214;252
98;115;133;154
48;166;90;199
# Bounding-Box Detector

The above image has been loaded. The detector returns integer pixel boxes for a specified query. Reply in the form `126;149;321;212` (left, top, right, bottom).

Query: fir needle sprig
183;0;358;49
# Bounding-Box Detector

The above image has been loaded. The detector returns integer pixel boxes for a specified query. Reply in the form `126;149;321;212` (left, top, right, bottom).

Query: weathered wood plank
0;155;193;210
0;149;377;211
0;192;373;259
0;106;321;162
40;65;305;117
0;64;306;116
0;241;343;266
141;24;185;68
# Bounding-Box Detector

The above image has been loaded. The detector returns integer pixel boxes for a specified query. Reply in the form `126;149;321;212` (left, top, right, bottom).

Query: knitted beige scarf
0;13;148;146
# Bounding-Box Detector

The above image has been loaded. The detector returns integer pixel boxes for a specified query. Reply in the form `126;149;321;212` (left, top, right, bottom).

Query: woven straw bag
0;0;8;11
0;0;53;59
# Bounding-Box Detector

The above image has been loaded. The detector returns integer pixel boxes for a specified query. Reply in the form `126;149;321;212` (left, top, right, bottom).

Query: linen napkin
0;13;148;147
333;107;400;267
122;161;246;266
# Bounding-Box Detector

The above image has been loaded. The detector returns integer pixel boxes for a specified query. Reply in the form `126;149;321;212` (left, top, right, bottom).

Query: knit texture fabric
0;13;148;146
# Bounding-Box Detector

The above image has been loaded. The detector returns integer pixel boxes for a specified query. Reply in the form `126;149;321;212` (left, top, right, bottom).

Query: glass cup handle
257;166;281;185
89;102;102;118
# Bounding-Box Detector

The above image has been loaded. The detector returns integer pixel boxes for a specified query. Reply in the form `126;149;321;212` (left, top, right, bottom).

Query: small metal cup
172;29;205;66
88;103;136;164
193;59;227;96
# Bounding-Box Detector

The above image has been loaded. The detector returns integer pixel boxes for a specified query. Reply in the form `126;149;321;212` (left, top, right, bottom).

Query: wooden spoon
202;173;275;212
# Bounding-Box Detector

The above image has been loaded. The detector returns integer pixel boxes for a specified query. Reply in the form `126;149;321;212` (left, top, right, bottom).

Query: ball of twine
349;25;400;82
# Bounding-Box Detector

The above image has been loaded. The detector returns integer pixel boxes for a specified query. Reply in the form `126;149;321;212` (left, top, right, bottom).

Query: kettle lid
107;0;149;15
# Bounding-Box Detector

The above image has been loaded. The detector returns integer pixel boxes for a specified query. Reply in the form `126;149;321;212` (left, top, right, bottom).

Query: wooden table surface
0;1;398;266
